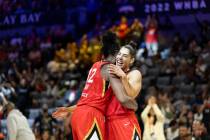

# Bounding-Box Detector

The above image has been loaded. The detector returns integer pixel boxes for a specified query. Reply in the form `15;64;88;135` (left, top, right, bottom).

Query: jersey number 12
87;68;97;83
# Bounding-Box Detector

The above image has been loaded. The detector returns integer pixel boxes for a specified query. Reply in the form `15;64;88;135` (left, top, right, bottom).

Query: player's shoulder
129;69;141;75
128;69;142;78
99;61;112;69
100;63;110;81
90;61;102;70
93;61;110;67
100;62;111;74
92;61;101;66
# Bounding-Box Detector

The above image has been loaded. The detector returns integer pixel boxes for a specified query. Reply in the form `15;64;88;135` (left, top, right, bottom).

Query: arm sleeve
7;115;17;140
152;104;165;122
141;105;151;123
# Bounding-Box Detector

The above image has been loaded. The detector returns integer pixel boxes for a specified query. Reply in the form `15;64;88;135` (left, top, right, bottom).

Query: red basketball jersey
106;91;133;116
77;61;111;114
106;89;141;140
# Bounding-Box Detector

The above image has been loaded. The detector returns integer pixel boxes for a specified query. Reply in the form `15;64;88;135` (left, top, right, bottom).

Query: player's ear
130;58;134;65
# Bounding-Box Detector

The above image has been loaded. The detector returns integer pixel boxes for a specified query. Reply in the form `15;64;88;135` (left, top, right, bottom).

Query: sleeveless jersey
77;61;111;114
105;88;141;140
106;88;133;117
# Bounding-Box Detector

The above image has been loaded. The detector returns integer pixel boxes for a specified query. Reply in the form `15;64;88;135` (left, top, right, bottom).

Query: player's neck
124;68;130;73
104;55;115;63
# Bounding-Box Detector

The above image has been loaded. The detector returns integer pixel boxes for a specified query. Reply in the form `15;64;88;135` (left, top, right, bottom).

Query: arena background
0;0;210;139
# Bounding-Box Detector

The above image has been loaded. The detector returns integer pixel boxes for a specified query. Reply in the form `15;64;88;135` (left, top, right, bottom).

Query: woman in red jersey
107;42;142;140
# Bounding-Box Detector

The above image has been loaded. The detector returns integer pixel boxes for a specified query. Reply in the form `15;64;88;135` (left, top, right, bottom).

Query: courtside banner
0;10;66;29
142;0;210;15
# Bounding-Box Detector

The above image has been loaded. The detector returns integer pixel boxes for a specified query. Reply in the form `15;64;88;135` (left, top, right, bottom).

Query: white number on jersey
87;68;97;83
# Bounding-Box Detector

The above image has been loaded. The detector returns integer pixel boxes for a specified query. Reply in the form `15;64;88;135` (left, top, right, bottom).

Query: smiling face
116;47;134;71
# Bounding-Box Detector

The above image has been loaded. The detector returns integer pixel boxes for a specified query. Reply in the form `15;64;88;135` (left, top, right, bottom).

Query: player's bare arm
52;105;76;119
101;64;138;111
109;64;142;99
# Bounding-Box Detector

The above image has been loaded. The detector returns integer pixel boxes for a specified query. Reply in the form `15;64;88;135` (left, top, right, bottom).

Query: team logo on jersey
131;127;141;140
84;118;102;140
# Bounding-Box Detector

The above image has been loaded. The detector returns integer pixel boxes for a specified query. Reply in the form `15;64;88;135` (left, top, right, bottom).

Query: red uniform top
77;61;111;114
105;88;141;140
118;23;128;39
106;88;133;117
146;28;158;43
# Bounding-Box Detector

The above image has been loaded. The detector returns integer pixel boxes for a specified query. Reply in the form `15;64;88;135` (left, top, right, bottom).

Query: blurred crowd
0;0;146;15
0;12;210;140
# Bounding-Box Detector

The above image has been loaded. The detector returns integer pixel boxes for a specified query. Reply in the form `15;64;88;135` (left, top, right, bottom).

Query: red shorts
106;113;141;140
70;105;105;140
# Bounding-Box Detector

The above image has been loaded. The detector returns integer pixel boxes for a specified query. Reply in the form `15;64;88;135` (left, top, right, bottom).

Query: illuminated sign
144;0;209;14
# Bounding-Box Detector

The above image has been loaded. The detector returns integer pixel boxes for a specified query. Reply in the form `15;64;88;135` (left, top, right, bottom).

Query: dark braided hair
122;41;141;69
122;41;137;58
101;31;120;59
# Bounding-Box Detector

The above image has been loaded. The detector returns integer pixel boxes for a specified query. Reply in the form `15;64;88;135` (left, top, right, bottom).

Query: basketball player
106;43;142;140
52;32;137;140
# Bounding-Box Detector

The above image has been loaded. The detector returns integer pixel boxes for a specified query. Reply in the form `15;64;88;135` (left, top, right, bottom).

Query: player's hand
52;107;70;120
108;64;126;78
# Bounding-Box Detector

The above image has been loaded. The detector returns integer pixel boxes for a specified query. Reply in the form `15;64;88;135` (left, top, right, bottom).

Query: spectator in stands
28;46;42;69
4;102;35;140
174;123;192;140
192;120;209;140
0;133;4;140
158;91;175;126
78;34;90;65
66;42;78;63
88;37;101;63
0;90;6;139
130;18;144;44
40;129;51;140
0;92;35;140
166;120;179;140
117;16;129;43
45;78;59;101
202;95;210;133
0;44;8;62
141;95;165;140
33;104;57;137
145;15;158;57
15;78;31;115
170;33;184;56
63;80;80;106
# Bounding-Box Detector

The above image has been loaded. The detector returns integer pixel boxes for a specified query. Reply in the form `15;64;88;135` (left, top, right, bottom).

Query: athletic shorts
71;105;105;140
106;113;141;140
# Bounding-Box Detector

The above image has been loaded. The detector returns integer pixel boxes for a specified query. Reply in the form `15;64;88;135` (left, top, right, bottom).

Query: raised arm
141;105;151;123
101;64;137;111
151;104;165;122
